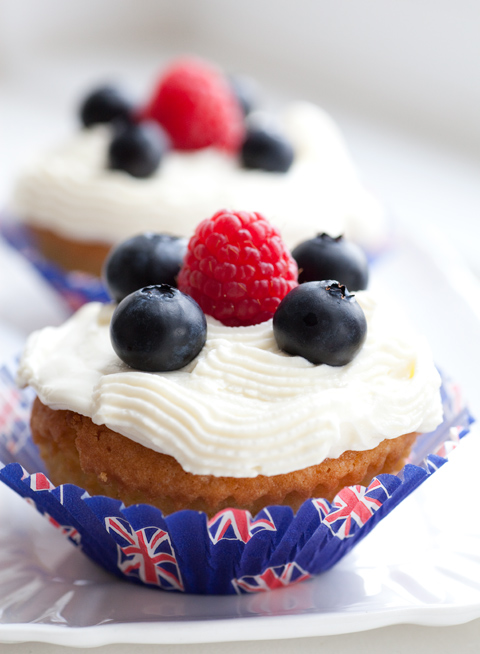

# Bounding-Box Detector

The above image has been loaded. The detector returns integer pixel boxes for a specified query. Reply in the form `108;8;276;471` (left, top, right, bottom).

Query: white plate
1;229;480;646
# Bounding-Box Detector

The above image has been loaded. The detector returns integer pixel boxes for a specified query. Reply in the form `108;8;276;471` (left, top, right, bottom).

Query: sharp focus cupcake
16;210;442;517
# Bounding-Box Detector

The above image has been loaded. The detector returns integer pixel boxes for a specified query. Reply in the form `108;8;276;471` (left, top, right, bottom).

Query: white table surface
1;51;480;653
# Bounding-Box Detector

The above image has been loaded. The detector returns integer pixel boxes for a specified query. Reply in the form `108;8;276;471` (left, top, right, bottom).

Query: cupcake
8;57;386;280
16;210;442;518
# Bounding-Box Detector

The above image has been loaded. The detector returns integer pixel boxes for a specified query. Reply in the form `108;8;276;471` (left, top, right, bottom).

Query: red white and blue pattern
0;366;35;459
24;497;82;545
232;562;311;594
0;360;474;594
313;478;390;539
105;516;184;591
208;508;277;544
29;472;56;491
46;517;81;545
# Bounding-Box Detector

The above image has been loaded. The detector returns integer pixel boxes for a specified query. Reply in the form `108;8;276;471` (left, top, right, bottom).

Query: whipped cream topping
12;102;385;251
17;291;443;478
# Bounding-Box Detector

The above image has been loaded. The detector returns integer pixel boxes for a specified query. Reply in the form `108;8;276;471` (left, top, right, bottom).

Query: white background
1;1;480;651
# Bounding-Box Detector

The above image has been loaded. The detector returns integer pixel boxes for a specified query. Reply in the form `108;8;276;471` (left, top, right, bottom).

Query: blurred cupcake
8;56;386;282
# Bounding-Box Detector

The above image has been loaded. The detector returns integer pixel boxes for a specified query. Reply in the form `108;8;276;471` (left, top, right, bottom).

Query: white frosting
17;291;443;478
12;102;385;251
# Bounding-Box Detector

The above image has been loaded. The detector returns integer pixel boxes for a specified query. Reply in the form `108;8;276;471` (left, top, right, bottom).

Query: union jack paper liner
0;218;109;312
0;360;473;595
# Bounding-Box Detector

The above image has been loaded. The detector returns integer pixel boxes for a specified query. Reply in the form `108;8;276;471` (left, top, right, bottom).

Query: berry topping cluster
177;210;298;327
105;212;369;372
80;86;169;179
78;56;296;178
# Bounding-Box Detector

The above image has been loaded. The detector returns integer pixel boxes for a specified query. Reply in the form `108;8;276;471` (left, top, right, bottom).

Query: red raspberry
141;58;245;152
177;210;298;327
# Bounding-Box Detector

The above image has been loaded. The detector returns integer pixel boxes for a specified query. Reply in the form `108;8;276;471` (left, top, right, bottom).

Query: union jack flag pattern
105;516;184;591
232;562;311;594
313;477;390;539
208;508;277;544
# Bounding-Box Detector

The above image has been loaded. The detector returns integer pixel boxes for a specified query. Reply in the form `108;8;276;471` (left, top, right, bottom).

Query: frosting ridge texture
17;291;443;478
12;103;385;250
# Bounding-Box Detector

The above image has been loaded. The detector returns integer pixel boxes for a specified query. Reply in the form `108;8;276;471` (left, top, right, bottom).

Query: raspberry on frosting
177;209;298;327
141;57;245;152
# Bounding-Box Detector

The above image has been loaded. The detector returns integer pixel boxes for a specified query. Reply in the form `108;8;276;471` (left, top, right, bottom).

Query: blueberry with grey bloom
108;121;169;178
292;233;369;290
241;126;294;172
103;232;187;303
273;280;367;366
110;285;207;372
80;85;135;127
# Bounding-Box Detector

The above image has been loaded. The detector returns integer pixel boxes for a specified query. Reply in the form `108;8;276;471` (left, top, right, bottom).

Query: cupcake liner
0;218;109;312
0;359;473;595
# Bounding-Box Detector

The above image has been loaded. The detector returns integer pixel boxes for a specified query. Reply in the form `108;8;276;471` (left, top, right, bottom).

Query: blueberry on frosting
110;285;207;372
240;125;294;173
273;280;367;366
108;121;169;178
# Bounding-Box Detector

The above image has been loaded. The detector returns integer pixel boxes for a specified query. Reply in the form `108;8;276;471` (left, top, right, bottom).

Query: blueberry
108;121;169;178
273;281;367;366
80;85;135;128
292;234;369;291
240;126;294;173
110;285;207;372
103;233;187;303
228;73;259;116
